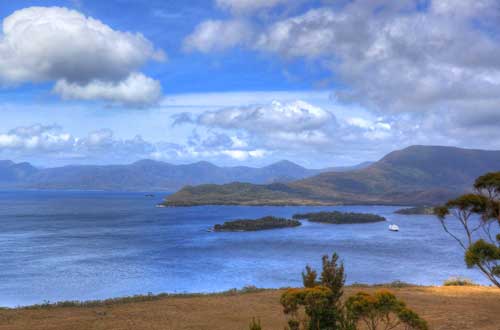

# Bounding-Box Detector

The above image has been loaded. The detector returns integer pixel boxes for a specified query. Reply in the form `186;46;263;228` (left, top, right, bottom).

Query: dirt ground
0;286;499;330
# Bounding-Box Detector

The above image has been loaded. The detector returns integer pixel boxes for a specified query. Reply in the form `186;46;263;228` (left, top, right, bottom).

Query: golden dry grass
0;286;499;330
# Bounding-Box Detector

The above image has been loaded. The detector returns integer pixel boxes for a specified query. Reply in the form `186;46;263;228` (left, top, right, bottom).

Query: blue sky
1;0;500;168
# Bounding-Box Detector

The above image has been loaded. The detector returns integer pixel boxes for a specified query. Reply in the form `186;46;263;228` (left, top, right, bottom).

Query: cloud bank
185;0;500;122
0;124;267;165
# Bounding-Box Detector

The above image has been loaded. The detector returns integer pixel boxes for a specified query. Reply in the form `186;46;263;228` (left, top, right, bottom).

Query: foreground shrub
248;317;262;330
345;290;428;330
250;253;427;330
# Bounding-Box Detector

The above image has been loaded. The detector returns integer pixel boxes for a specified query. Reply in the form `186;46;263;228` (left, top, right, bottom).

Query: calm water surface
0;190;485;307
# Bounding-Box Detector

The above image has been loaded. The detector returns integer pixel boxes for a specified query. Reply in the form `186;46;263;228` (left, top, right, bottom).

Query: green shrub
345;290;428;330
248;317;262;330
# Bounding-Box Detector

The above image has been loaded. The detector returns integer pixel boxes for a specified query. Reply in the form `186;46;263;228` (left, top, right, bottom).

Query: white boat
389;224;400;232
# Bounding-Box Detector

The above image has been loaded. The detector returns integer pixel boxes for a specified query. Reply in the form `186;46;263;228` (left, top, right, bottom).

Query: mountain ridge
0;159;364;192
164;145;500;206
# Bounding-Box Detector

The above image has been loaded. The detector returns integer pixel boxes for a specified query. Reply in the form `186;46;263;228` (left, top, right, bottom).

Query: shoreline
160;201;419;207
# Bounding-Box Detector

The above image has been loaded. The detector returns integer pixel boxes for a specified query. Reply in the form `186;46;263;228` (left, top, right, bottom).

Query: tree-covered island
213;216;301;232
292;211;386;224
394;206;435;215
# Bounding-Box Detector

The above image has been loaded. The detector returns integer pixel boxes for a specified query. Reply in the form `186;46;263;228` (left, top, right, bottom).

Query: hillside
1;287;499;330
0;159;332;192
164;145;500;206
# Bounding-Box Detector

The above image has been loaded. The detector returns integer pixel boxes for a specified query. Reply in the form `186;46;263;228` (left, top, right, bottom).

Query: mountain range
164;145;500;206
0;159;364;192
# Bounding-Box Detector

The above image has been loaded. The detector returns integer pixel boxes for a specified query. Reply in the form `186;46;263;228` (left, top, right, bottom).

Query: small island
213;216;301;232
292;211;386;224
394;206;435;215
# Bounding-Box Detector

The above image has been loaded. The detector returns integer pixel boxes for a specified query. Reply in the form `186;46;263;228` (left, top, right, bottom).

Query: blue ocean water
0;190;486;307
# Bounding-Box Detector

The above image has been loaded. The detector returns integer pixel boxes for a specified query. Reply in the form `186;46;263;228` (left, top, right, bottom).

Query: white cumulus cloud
215;0;288;14
0;6;164;106
185;0;500;124
183;19;254;53
198;100;335;132
54;73;162;107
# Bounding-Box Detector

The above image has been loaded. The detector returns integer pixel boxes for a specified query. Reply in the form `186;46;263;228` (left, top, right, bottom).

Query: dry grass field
0;286;499;330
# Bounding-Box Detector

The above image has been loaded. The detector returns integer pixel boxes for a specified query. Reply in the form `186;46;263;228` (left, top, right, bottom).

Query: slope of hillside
164;146;500;206
0;159;327;191
2;287;499;330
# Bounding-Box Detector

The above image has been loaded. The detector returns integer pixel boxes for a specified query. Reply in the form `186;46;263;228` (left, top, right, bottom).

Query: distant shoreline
160;200;420;207
0;283;420;309
1;282;490;310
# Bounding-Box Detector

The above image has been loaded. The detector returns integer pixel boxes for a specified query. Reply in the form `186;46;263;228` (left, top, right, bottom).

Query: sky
0;0;500;168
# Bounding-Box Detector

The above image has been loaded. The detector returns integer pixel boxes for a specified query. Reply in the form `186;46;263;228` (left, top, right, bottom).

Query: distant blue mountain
0;159;361;192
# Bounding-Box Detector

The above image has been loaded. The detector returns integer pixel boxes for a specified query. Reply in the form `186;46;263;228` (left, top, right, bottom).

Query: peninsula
163;146;500;207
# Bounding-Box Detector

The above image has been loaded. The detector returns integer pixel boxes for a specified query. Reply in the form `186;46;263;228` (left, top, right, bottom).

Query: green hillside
164;146;500;206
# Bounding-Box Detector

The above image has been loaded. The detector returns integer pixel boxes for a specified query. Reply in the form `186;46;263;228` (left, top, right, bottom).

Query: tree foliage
435;172;500;287
302;265;318;288
282;253;345;330
214;216;301;232
293;212;385;224
345;290;428;330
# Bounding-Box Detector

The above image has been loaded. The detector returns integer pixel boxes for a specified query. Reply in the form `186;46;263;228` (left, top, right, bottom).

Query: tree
435;172;500;288
320;254;345;304
281;253;345;330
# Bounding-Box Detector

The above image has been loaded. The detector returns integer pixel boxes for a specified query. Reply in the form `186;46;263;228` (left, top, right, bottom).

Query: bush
248;318;262;330
443;277;476;286
345;290;428;330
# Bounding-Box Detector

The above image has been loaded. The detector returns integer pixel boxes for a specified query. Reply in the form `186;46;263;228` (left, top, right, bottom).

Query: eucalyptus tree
435;172;500;288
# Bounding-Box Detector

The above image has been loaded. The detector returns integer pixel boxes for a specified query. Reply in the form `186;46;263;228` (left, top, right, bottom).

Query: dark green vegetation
443;277;476;287
292;211;385;224
435;172;500;288
394;206;435;215
17;286;265;310
165;146;500;206
213;216;301;232
254;253;428;330
0;159;339;191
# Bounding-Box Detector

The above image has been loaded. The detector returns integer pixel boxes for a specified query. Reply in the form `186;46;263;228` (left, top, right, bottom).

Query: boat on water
389;224;400;232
